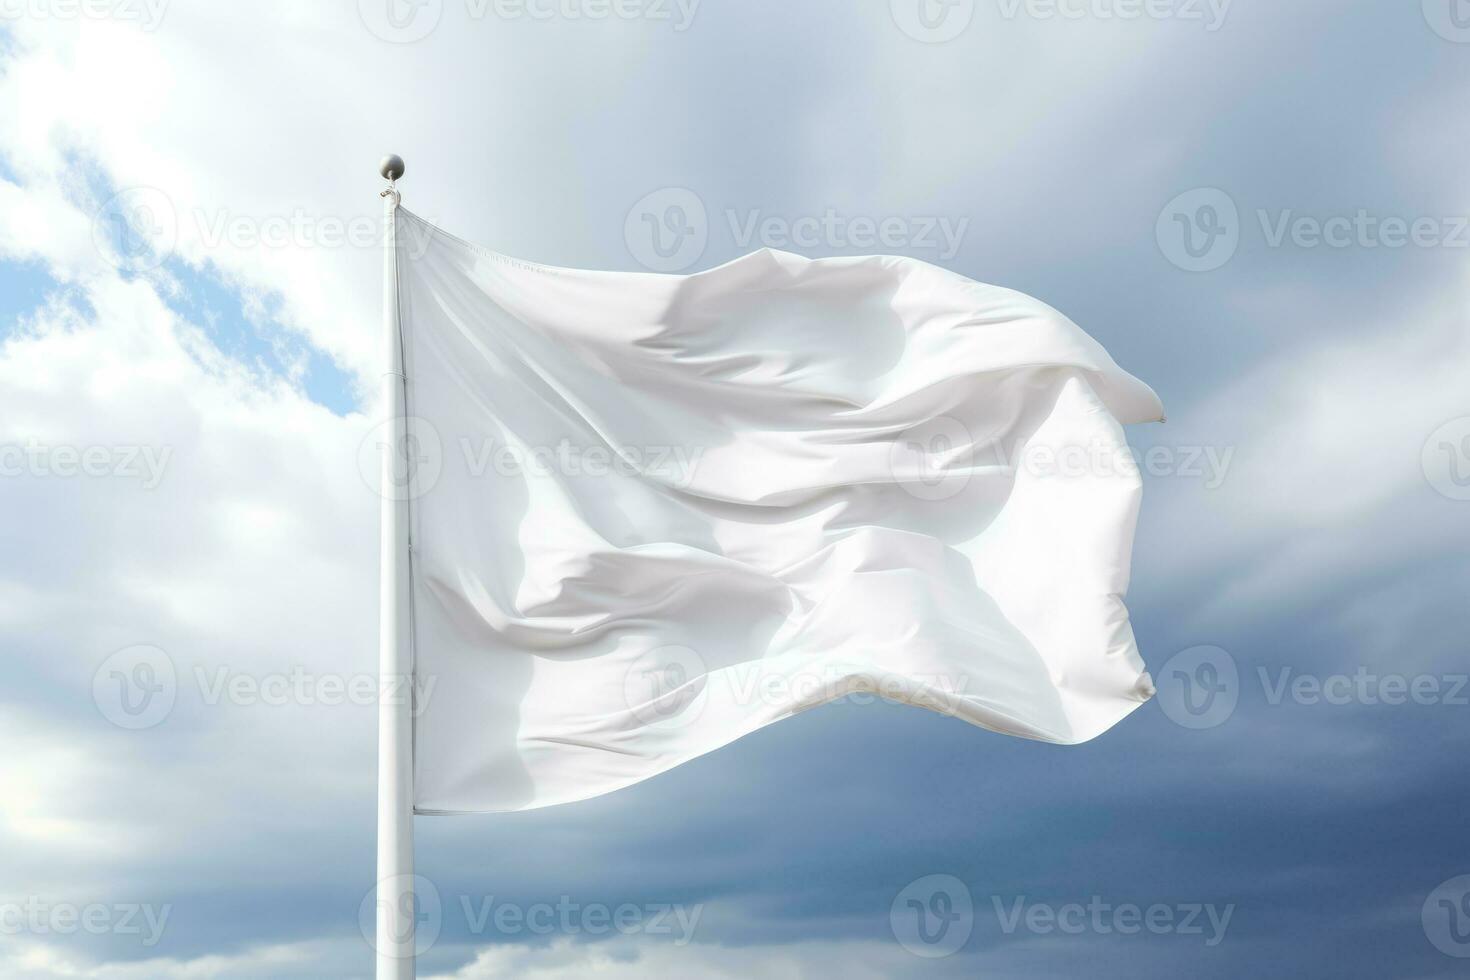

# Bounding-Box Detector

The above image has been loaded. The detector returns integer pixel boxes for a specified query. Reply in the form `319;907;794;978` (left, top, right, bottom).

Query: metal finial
379;155;406;182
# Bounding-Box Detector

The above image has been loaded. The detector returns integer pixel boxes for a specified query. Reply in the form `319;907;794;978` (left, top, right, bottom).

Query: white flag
390;209;1163;813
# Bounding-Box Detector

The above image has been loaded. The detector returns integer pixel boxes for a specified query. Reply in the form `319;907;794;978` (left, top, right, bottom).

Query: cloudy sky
2;1;1469;976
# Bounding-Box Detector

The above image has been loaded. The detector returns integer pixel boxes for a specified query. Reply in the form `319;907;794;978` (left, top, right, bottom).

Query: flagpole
376;154;416;980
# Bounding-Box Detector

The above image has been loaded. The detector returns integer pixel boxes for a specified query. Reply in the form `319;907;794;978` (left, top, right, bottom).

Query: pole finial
379;155;406;182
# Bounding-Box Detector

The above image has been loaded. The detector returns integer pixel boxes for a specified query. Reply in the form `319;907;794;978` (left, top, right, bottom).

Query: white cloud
0;144;381;948
428;938;912;980
1142;287;1470;627
0;938;363;979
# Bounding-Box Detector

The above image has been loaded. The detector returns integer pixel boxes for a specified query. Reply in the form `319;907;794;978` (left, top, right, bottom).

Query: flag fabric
391;208;1164;813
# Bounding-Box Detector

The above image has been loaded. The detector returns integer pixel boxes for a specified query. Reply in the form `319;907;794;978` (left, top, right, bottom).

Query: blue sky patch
0;260;58;329
160;257;358;415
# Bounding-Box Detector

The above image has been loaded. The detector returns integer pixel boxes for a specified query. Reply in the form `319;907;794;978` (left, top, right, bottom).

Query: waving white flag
388;208;1163;813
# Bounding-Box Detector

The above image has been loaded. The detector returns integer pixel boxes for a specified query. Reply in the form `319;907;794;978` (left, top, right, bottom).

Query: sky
1;1;1469;977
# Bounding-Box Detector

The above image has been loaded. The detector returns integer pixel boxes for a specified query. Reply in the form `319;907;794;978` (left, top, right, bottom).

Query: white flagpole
376;154;416;980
